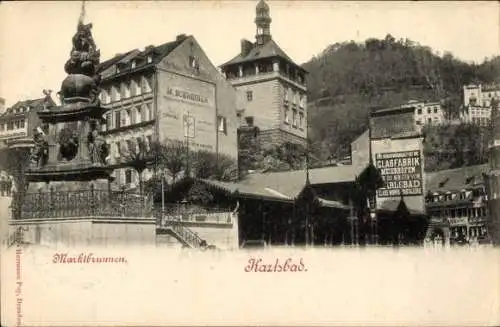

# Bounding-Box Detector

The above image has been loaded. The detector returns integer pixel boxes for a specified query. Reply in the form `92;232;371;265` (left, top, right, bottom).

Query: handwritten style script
244;258;307;272
53;253;127;264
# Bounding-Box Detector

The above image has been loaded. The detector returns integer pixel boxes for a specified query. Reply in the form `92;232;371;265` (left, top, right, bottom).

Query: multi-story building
409;100;446;126
0;95;56;181
220;0;308;147
98;34;240;188
461;84;500;126
425;164;490;244
0;96;55;145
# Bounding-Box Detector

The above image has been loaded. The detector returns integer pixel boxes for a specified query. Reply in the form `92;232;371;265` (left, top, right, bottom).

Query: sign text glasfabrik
376;151;423;197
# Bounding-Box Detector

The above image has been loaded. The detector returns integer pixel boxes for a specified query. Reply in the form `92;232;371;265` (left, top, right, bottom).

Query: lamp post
161;169;165;218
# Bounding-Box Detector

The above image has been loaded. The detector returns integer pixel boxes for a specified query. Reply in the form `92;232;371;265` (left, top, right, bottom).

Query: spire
255;0;272;45
78;0;86;25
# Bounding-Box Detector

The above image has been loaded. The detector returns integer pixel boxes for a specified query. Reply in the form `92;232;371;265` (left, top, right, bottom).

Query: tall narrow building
220;0;308;147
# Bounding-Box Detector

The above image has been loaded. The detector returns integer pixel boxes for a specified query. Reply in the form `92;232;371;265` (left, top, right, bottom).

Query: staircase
163;223;206;248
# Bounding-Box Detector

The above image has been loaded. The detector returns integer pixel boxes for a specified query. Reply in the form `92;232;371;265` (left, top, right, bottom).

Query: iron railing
166;223;205;248
11;189;153;220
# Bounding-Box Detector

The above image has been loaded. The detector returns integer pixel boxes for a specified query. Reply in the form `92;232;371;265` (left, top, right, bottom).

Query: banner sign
375;150;423;197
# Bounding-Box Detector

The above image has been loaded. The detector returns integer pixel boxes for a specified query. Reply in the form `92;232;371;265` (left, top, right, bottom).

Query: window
427;108;431;114
121;82;130;99
125;169;133;184
284;108;290;124
131;79;141;97
292;110;298;127
135;106;142;124
14;121;19;129
299;95;304;108
120;110;128;127
0;123;4;131
284;88;289;103
141;76;152;93
106;113;112;130
427;118;432;124
189;56;199;70
115;141;121;158
246;91;253;101
136;137;143;152
144;103;153;121
111;86;120;102
100;89;110;104
299;112;304;128
7;121;13;130
217;116;227;134
146;135;153;151
147;56;153;64
131;61;136;69
115;111;121;129
20;120;25;128
416;120;421;125
125;139;134;153
434;107;438;113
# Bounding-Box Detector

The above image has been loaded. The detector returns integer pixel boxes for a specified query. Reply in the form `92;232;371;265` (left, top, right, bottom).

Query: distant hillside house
98;34;240;189
461;84;500;126
408;100;446;127
220;0;308;148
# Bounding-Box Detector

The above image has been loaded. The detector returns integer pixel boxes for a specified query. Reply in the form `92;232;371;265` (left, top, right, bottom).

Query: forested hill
302;34;500;161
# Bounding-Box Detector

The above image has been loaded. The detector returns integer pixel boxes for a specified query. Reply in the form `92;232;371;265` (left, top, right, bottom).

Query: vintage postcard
0;0;499;326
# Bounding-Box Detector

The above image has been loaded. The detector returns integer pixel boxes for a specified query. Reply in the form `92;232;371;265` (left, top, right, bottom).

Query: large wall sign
376;150;423;197
165;87;209;105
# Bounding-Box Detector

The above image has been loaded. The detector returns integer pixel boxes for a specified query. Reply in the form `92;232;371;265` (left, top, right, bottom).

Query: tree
119;138;160;196
0;145;32;196
158;139;188;184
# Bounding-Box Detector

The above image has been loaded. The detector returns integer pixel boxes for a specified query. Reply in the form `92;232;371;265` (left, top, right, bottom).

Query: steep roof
220;39;299;69
425;164;489;193
1;97;55;118
98;37;187;78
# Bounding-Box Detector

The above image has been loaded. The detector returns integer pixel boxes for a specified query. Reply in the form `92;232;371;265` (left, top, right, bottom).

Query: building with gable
98;34;241;188
220;0;308;148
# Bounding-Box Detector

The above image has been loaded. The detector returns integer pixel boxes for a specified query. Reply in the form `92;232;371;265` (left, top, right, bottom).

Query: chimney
176;34;188;42
245;116;254;126
240;39;253;57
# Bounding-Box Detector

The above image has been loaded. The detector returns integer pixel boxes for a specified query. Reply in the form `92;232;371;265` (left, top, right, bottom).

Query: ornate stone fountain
25;20;111;192
9;17;156;246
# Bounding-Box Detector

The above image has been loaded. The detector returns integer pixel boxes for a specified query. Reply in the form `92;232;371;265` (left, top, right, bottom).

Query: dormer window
147;56;153;64
131;60;136;69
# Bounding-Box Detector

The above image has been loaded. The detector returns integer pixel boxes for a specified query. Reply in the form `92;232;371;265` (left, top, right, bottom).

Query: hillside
303;34;500;161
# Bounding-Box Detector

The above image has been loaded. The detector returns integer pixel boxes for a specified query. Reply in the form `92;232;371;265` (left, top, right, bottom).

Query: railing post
49;186;55;218
90;183;96;216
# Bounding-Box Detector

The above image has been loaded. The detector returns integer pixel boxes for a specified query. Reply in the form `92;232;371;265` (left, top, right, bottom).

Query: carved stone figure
64;22;100;76
30;129;49;168
60;20;101;105
87;120;108;165
59;126;79;161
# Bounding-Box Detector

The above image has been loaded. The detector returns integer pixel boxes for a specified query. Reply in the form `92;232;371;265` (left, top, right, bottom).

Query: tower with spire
221;0;308;148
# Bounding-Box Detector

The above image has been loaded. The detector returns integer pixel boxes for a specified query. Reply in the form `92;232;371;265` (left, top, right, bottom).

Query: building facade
98;34;240;188
409;100;446;126
461;84;500;126
220;0;308;147
426;164;490;245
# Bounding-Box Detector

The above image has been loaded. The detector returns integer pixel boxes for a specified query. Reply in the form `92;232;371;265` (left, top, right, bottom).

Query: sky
0;1;498;107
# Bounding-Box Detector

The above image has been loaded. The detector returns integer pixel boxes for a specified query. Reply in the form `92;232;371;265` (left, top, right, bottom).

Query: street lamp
161;169;165;218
